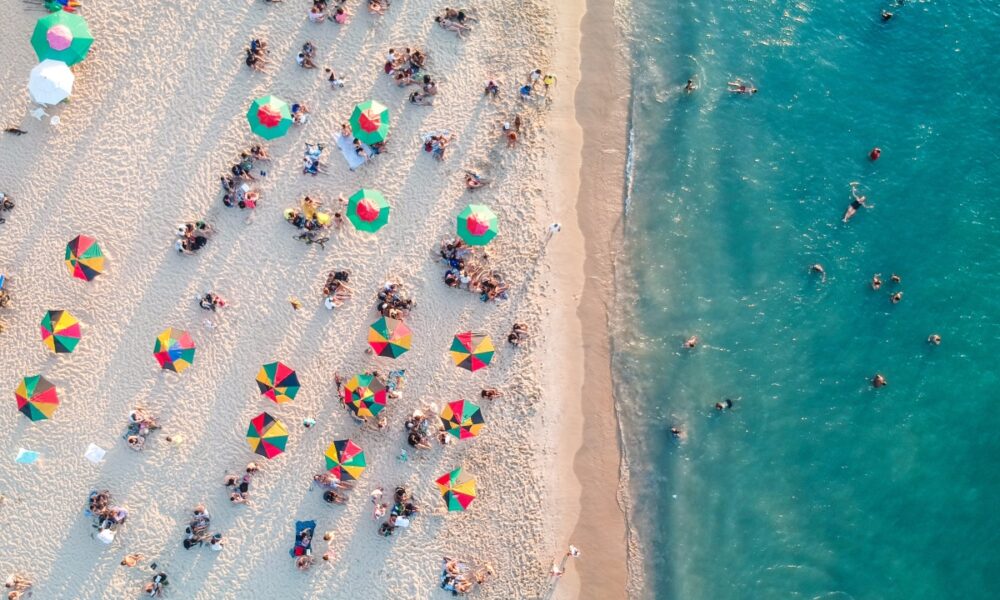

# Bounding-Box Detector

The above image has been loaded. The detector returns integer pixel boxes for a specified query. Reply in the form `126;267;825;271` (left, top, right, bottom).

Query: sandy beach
0;0;628;598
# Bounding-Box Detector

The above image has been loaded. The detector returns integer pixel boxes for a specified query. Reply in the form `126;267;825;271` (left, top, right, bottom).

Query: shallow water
614;1;1000;598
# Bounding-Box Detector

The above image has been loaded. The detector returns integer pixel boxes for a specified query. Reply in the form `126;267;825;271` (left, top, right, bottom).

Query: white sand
0;0;610;597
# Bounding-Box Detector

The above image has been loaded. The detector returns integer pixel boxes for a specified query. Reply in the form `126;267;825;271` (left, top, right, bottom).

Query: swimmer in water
809;264;827;283
890;291;903;304
727;79;757;94
928;333;942;345
871;273;882;290
670;426;687;441
890;273;901;284
842;182;869;223
872;373;887;388
881;10;893;21
682;335;698;349
714;399;734;411
869;147;881;160
684;78;697;93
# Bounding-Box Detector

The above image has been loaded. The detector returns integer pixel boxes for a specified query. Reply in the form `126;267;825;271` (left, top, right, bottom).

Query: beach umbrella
435;467;477;512
346;189;390;233
367;316;412;358
323;439;366;481
439;399;485;440
246;412;288;459
15;375;59;422
341;374;387;419
256;361;300;403
153;327;195;373
246;95;293;140
39;309;81;354
456;205;499;246
349;99;390;145
64;235;104;281
29;59;75;106
450;332;494;372
31;11;93;66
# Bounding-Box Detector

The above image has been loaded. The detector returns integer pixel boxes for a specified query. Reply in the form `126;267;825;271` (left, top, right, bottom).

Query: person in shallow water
872;373;888;388
842;182;869;223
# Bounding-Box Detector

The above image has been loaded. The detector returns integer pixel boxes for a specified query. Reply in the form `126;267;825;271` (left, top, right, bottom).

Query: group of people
312;471;355;505
519;68;556;102
439;238;510;302
440;557;496;596
4;574;32;600
507;322;529;347
434;7;476;38
376;282;414;319
174;221;214;255
223;462;260;505
308;0;349;24
285;195;340;246
423;131;454;160
245;38;268;71
302;142;326;175
0;273;10;310
322;270;353;309
181;504;224;551
377;486;419;537
123;408;160;452
385;47;428;87
86;489;128;544
220;145;268;210
404;405;449;450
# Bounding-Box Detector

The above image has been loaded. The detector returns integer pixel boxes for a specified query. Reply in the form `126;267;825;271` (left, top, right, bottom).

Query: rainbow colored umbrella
435;467;477;512
440;399;485;440
246;412;288;459
349;99;390;145
65;235;104;281
368;316;411;358
342;374;387;419
256;361;300;403
247;95;293;140
15;375;59;422
153;328;195;373
39;310;81;354
347;189;390;233
450;332;494;372
456;205;499;246
31;11;93;66
324;439;366;481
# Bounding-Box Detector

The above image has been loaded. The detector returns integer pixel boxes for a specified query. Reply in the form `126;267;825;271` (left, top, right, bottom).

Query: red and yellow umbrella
153;328;195;373
435;467;477;512
367;316;412;358
65;235;104;281
324;439;366;481
256;361;300;403
246;412;288;459
341;374;387;418
15;375;59;422
39;309;82;354
449;332;495;372
440;399;485;440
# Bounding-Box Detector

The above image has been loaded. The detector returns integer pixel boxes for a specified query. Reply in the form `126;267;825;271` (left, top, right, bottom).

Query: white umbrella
28;59;74;105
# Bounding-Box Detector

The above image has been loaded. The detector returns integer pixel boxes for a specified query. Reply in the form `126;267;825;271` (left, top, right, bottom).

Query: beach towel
290;520;316;557
336;134;372;171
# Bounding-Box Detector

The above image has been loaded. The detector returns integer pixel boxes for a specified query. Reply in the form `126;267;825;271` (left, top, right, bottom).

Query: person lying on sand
368;0;388;15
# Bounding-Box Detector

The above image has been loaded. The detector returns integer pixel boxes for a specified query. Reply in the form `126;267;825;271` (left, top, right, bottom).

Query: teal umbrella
247;95;293;140
31;12;93;66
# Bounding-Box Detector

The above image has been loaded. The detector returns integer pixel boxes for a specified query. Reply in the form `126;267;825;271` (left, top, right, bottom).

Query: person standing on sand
544;222;561;243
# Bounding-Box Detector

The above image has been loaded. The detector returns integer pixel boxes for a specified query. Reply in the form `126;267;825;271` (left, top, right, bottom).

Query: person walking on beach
544;222;561;243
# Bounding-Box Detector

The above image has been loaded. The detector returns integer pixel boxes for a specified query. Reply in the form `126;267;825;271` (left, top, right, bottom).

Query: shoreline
544;0;631;597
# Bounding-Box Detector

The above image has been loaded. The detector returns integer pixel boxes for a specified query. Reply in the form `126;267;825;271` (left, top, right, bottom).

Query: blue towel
290;520;316;557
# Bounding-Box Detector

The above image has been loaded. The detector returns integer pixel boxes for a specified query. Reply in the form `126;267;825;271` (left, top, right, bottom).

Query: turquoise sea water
614;1;1000;598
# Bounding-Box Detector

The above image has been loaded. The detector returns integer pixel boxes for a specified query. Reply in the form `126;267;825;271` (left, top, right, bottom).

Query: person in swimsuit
809;264;827;282
842;182;869;223
871;273;882;290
